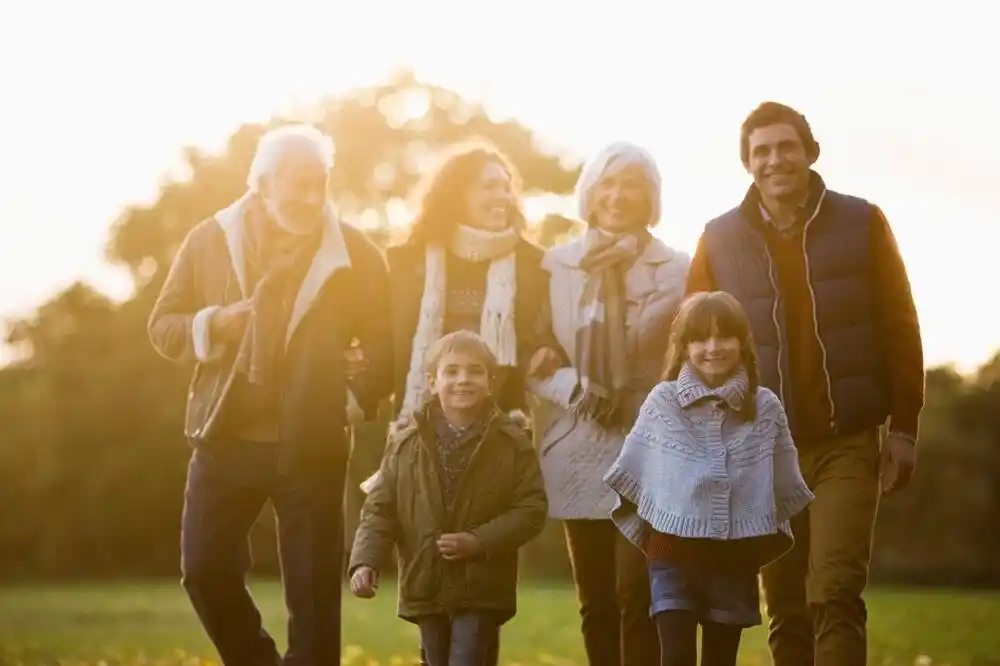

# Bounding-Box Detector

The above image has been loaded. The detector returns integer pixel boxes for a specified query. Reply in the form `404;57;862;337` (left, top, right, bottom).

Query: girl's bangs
682;296;746;342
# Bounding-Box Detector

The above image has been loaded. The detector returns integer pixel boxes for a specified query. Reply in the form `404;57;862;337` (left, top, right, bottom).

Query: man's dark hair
740;102;820;167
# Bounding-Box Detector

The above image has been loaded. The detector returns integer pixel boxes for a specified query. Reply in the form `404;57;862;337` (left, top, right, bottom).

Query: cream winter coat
529;236;689;520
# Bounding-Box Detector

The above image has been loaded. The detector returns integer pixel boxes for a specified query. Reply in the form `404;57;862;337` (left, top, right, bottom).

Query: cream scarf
400;225;520;417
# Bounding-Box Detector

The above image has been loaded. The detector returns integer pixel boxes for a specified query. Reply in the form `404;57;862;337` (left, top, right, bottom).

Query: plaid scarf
572;228;645;421
233;197;322;387
429;401;494;509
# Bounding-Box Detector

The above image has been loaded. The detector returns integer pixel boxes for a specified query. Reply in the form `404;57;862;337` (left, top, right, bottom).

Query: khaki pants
761;429;881;666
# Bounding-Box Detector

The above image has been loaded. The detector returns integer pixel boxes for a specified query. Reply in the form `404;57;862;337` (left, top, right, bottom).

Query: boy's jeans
418;612;501;666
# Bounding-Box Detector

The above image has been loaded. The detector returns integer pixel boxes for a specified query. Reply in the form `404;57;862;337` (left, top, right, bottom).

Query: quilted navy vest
703;189;889;437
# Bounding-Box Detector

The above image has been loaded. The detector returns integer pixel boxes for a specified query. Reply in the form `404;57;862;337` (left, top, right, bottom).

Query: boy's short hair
423;330;498;376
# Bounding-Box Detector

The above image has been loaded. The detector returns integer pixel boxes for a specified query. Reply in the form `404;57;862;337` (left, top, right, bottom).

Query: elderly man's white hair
574;141;662;227
246;124;336;192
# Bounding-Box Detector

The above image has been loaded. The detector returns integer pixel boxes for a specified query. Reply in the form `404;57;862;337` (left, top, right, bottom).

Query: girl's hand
350;566;379;598
437;533;483;560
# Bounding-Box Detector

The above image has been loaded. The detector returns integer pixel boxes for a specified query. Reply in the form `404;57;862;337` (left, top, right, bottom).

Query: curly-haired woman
387;141;564;423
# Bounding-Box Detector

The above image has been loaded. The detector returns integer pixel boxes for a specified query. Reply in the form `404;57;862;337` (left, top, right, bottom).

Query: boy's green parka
349;405;547;623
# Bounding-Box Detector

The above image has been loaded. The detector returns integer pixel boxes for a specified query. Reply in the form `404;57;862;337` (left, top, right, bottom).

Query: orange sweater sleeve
684;233;716;296
870;205;925;441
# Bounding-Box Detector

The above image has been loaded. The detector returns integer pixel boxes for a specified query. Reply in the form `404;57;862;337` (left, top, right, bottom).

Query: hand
210;300;252;342
350;566;379;598
880;434;917;496
528;346;562;379
344;344;368;381
437;532;483;560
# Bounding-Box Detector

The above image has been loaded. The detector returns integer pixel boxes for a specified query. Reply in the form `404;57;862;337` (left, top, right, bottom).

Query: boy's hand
437;532;483;560
350;566;379;598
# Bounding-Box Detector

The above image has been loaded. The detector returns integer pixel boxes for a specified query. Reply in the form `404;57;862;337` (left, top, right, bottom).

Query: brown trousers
761;429;882;666
564;519;660;666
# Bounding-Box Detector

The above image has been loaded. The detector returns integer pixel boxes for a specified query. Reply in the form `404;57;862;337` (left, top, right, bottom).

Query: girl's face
464;161;513;232
589;163;652;233
687;333;742;387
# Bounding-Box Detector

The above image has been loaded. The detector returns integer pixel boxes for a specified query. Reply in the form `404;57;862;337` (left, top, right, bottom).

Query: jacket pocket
399;536;437;602
464;553;515;606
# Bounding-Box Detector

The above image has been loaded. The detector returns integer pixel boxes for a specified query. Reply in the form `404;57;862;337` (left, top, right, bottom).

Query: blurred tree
528;213;585;249
106;69;581;287
1;71;999;586
0;70;584;579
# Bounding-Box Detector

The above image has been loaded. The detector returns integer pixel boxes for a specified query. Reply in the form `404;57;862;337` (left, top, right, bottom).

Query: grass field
1;580;999;666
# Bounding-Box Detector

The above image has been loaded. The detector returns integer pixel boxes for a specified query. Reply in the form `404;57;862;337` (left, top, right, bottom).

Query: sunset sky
1;1;997;370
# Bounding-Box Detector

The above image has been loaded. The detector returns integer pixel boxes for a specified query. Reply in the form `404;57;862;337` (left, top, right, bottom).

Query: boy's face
429;350;492;412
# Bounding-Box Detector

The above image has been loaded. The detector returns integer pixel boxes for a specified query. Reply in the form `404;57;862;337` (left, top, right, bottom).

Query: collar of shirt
758;200;808;237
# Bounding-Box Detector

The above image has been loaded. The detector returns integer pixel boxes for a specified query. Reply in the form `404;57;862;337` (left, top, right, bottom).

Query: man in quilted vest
685;102;925;666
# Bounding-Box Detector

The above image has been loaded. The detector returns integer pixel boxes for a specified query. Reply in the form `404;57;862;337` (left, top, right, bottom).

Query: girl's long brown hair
662;291;761;420
408;139;527;246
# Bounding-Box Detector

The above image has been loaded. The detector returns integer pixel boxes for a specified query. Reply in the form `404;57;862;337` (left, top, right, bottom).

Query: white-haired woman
528;142;690;666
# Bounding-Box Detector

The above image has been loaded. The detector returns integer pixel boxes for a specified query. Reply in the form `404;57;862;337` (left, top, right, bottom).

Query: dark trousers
760;430;881;666
654;611;742;666
418;612;501;666
564;519;659;666
180;439;347;666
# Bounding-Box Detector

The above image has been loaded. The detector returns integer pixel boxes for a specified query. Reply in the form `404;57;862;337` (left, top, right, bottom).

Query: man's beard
264;198;323;236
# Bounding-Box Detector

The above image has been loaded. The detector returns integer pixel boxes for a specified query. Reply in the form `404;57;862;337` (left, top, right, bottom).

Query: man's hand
345;345;368;381
880;434;917;496
210;300;252;342
528;346;562;379
437;532;483;560
350;566;379;598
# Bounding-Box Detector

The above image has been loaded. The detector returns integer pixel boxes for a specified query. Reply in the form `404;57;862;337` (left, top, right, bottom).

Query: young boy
349;330;548;666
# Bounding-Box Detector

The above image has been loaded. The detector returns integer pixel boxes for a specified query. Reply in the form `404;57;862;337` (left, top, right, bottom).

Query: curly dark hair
662;291;761;421
408;140;526;245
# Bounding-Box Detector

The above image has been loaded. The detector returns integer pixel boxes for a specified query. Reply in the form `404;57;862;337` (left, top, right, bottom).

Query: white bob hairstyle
246;124;336;193
574;141;662;227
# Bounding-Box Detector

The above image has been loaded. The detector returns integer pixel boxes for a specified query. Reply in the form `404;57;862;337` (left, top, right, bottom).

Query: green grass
1;580;998;665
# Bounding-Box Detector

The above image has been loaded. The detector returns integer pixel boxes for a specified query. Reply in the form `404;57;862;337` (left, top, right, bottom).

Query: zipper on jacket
761;244;788;409
799;189;837;432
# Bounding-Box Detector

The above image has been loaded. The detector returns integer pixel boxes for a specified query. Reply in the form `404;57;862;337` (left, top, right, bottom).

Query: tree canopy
0;72;997;585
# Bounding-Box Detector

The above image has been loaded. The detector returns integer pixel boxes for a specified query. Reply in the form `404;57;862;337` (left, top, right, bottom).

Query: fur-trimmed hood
361;405;531;494
387;405;529;440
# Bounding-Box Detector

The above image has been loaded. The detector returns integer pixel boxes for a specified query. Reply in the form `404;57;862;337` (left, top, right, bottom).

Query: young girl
602;291;814;666
349;330;548;666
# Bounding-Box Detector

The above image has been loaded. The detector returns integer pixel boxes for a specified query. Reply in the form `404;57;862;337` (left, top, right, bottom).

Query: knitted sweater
603;364;814;568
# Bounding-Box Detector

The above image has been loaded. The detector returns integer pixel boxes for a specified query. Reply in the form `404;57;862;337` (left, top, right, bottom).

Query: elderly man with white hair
148;124;392;666
528;142;690;666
